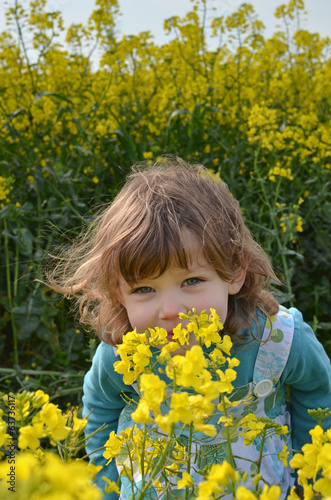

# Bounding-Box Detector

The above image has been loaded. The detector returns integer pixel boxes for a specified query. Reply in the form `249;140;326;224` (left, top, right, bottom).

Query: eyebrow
120;259;211;286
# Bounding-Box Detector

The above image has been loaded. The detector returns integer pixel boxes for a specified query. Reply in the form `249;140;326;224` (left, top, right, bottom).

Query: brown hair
47;157;280;345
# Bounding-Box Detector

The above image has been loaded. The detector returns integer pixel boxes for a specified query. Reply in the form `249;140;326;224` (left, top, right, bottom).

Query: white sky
0;0;330;47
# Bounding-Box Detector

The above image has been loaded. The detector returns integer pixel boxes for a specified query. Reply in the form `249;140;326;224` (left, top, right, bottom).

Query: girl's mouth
167;331;174;341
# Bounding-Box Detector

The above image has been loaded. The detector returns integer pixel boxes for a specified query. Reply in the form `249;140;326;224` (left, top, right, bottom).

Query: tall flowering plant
103;309;288;499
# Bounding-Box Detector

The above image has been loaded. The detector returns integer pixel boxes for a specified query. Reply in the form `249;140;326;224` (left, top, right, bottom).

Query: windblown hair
47;157;281;345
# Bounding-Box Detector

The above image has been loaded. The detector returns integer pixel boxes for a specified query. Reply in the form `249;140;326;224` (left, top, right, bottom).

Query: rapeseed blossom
290;424;331;497
0;390;101;498
240;413;288;446
0;452;103;499
0;177;12;207
196;461;239;500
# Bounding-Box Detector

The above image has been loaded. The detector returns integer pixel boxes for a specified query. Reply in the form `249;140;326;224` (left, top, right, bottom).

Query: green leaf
229;384;250;402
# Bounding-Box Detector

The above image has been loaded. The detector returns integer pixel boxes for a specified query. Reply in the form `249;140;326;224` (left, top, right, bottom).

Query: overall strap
253;306;294;394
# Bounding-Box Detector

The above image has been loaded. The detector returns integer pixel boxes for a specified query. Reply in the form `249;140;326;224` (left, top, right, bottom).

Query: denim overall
117;306;295;499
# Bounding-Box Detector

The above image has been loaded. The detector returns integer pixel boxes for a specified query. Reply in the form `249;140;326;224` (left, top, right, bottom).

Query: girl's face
117;236;245;355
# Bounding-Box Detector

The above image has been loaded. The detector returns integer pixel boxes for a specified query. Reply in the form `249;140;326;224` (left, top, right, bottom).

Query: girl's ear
228;268;246;295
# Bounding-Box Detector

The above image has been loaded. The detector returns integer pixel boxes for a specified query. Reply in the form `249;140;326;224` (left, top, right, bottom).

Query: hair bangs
118;220;194;285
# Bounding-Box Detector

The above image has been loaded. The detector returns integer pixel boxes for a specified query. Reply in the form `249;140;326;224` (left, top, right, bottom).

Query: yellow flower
170;392;193;424
33;390;49;408
228;357;240;369
294;216;303;232
260;484;282;500
15;400;30;421
37;402;70;440
177;471;194;489
0;176;13;204
114;357;137;385
0;420;11;448
216;367;237;394
209;347;226;364
72;413;87;434
217;334;232;355
193;423;217;437
18;423;44;451
132;343;153;370
172;323;189;345
138;372;166;415
12;452;103;498
236;486;256;500
148;326;167;345
210;461;236;484
154;413;173;433
87;462;103;479
290;453;306;469
277;444;290;466
166;346;207;387
103;431;123;463
102;477;120;494
195;477;222;500
131;399;153;424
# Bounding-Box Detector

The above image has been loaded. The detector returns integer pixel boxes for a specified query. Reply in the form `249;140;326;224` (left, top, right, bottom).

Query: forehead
179;230;202;255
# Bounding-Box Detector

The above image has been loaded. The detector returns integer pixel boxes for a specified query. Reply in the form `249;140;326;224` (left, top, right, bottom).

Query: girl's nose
158;295;186;321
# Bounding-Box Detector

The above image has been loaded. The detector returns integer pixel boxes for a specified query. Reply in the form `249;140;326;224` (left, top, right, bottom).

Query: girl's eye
184;277;202;286
132;286;153;294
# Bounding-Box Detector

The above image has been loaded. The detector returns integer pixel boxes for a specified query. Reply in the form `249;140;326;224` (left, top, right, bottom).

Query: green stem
140;423;148;489
253;151;294;305
185;422;194;500
13;218;20;299
0;368;84;376
49;387;83;399
4;218;19;365
220;394;235;469
14;0;36;93
47;182;86;221
254;428;267;492
137;425;175;500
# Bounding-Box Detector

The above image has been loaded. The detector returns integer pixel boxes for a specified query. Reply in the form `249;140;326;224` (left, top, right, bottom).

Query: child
48;157;331;499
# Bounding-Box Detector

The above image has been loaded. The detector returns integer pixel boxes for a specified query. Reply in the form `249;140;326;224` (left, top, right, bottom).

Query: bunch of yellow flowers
290;423;331;498
103;309;289;499
0;389;103;499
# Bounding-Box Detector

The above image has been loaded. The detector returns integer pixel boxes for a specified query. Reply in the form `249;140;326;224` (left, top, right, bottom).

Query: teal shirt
82;308;331;498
